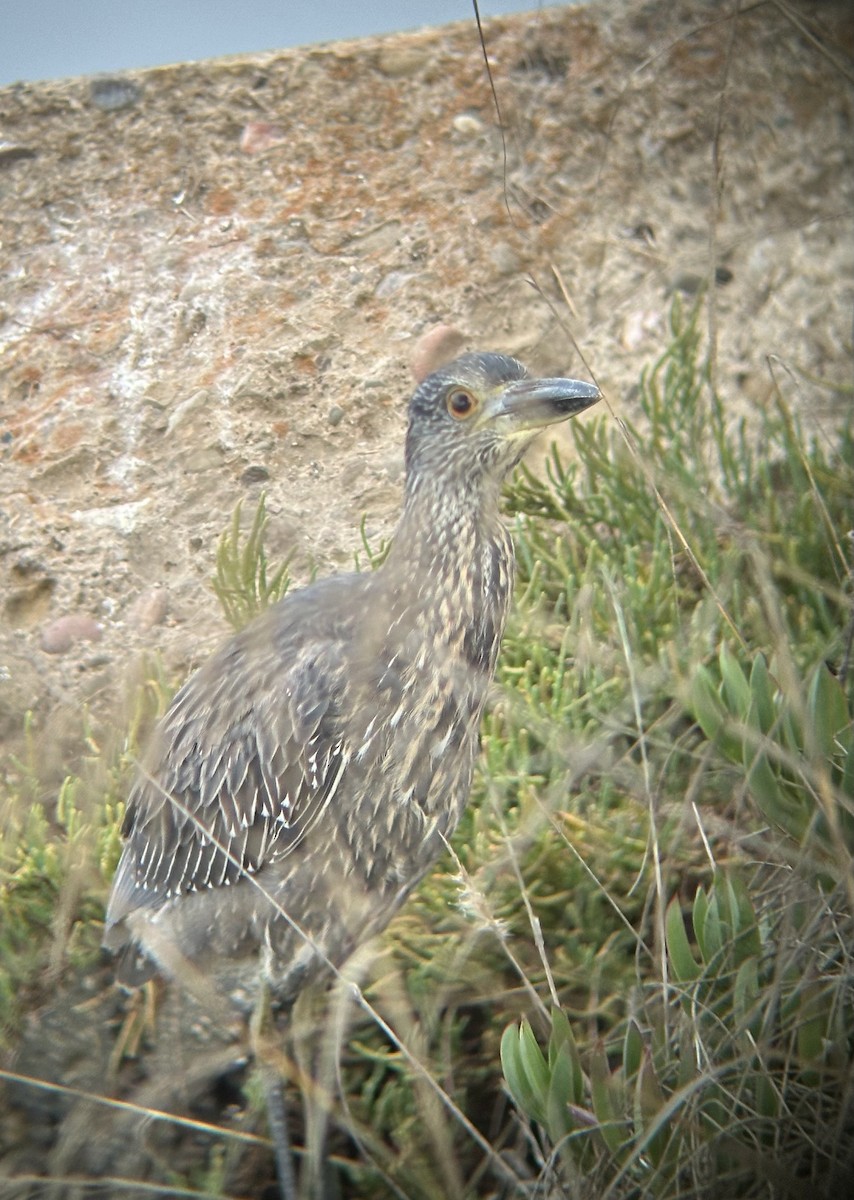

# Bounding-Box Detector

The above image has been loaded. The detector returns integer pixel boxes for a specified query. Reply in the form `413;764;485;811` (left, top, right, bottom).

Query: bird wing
105;616;349;931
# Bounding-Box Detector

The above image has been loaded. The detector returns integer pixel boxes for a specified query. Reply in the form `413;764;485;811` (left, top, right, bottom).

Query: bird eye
447;388;478;420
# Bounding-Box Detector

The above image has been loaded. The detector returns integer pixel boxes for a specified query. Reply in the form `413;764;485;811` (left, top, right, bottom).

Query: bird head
405;352;600;485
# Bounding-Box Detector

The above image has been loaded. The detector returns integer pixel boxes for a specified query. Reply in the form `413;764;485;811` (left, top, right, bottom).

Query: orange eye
447;388;478;420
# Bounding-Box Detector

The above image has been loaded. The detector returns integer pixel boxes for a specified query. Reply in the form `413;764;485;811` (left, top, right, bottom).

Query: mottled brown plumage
104;353;598;1006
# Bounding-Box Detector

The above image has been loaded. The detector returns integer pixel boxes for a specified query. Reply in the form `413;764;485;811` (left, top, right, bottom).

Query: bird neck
384;472;515;670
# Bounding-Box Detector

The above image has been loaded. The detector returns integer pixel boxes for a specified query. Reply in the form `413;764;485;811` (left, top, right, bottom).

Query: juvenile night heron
104;351;599;1193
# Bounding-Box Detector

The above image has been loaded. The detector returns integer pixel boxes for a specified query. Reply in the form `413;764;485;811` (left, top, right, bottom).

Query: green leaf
623;1019;645;1080
633;1051;668;1167
500;1023;541;1124
808;665;847;758
512;1018;550;1125
720;645;751;721
747;654;777;735
549;1007;583;1102
746;749;809;841
781;704;804;757
589;1042;624;1153
691;666;727;744
733;956;760;1032
692;886;710;962
665;897;701;983
727;873;757;935
691;666;741;762
700;889;724;963
548;1005;572;1063
545;1043;575;1141
719;873;761;966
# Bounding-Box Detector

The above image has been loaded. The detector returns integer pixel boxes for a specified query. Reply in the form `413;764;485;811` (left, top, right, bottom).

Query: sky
0;1;568;88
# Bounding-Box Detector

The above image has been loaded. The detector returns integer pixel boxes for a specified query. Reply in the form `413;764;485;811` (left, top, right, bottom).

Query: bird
103;351;599;1195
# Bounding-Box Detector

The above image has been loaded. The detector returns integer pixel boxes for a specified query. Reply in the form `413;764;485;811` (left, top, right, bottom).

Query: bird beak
491;375;601;430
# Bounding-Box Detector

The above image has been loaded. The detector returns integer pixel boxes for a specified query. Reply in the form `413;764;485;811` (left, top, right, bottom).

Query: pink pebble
411;324;466;383
41;615;104;654
129;587;169;631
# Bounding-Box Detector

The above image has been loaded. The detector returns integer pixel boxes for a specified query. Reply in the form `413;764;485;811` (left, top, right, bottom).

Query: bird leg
291;985;341;1200
261;1063;299;1200
251;983;300;1200
106;977;161;1076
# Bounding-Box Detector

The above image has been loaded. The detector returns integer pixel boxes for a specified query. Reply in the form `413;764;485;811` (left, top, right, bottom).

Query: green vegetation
0;300;851;1197
213;492;292;629
0;661;171;1044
